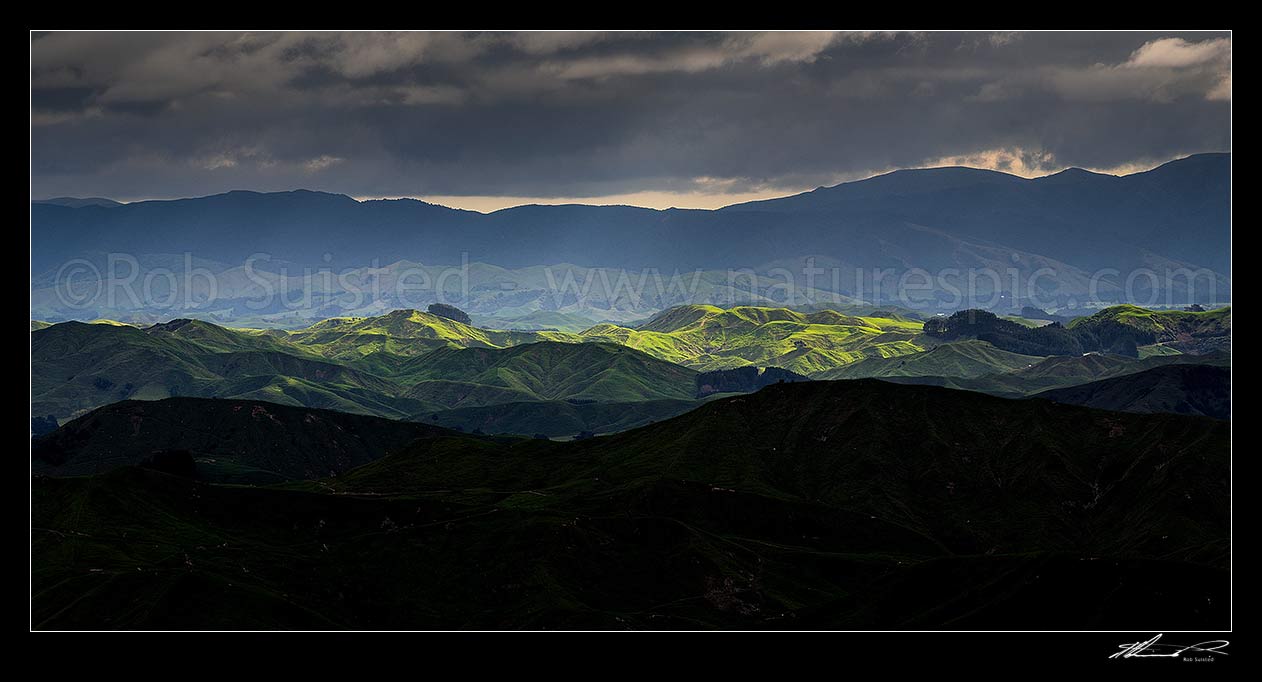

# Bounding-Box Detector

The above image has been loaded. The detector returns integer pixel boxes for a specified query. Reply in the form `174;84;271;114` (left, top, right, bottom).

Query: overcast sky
31;30;1231;210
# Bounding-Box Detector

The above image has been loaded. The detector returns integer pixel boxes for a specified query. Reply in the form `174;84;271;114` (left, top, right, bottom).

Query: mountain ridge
31;154;1231;299
34;153;1227;214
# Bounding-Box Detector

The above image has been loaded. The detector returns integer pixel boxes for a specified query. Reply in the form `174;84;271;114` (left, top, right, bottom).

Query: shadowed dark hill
417;398;699;438
1036;364;1231;420
32;397;455;482
33;381;1227;629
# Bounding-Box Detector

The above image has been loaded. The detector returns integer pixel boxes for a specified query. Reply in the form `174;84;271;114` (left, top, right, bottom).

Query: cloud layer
31;31;1231;207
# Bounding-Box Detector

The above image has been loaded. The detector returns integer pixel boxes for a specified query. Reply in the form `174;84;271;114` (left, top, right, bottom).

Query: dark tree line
427;303;472;325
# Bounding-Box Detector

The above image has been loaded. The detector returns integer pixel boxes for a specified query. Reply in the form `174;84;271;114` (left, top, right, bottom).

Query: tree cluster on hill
924;310;1090;356
426;303;472;325
695;366;809;397
1064;316;1158;354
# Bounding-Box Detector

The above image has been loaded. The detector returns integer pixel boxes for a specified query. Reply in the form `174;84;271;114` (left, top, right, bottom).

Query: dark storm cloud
30;30;1231;203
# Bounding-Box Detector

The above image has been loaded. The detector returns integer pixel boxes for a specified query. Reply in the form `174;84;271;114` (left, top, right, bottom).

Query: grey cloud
30;30;1231;201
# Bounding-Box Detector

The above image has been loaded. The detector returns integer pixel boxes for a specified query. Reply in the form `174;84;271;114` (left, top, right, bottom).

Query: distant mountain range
31;196;123;209
31;153;1231;308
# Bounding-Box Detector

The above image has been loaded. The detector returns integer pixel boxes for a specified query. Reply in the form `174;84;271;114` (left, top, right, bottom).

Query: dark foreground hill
32;398;453;482
1036;364;1231;420
31;381;1228;629
418;398;699;438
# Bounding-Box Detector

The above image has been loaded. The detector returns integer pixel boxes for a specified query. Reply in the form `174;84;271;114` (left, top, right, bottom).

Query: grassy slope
33;305;931;420
1067;304;1231;336
581;304;928;375
31;320;410;420
32;303;1229;426
32;381;1228;629
1067;304;1231;353
282;309;580;363
32;317;697;421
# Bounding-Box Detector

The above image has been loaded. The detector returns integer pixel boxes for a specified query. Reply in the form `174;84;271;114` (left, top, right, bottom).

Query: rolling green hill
33;305;936;421
32;381;1228;629
31;320;412;420
1068;304;1231;334
1067;304;1231;354
32;319;697;422
31;303;1231;433
280;308;581;365
580;304;929;375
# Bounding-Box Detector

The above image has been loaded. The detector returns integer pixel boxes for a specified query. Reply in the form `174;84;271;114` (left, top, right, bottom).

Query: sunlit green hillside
580;304;928;375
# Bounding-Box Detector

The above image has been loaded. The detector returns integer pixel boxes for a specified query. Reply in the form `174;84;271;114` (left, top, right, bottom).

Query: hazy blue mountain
722;153;1230;275
31;197;123;208
31;155;1230;299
